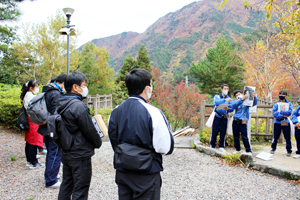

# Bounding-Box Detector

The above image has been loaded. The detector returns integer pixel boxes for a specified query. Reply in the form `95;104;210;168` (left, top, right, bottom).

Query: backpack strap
59;99;79;115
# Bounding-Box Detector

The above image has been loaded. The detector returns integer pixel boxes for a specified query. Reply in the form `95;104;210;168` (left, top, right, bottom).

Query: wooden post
92;97;97;116
200;100;206;132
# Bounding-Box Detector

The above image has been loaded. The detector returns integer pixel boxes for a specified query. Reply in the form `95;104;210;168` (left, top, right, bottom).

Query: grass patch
10;155;17;161
251;146;263;151
223;153;245;166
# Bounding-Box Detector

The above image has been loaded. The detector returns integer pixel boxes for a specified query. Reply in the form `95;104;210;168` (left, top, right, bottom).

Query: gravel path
0;128;299;200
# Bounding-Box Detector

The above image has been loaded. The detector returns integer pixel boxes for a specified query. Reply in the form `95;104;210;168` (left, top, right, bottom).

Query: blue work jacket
233;97;258;121
213;93;234;118
292;106;300;124
273;99;293;124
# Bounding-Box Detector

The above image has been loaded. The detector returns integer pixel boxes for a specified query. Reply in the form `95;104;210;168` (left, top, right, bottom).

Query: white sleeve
151;109;173;155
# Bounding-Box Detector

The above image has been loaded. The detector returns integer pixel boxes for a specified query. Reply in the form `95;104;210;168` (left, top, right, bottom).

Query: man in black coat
57;71;102;200
38;74;66;189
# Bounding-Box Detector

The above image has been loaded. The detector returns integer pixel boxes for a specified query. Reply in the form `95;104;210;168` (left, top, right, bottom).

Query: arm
280;102;293;116
213;95;225;106
108;108;117;151
77;103;102;148
273;103;284;119
152;110;174;155
230;98;243;110
253;97;258;107
292;106;300;124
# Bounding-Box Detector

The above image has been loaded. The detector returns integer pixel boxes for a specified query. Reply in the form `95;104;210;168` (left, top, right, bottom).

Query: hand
278;110;280;113
224;107;229;111
253;92;257;97
242;95;248;101
225;98;232;102
296;123;300;127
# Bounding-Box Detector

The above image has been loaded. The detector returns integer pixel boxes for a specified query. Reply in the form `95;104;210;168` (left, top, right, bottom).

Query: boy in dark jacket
57;72;102;200
38;73;66;189
108;68;174;200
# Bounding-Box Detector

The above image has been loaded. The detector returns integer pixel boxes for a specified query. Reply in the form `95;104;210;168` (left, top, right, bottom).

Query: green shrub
0;83;21;128
223;153;244;165
199;127;234;147
10;155;17;161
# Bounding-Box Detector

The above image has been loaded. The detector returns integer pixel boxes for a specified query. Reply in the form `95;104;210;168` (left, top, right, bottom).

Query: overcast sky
11;0;198;46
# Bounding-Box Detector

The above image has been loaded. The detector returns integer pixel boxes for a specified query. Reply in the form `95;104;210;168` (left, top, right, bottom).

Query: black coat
38;83;63;136
56;93;102;160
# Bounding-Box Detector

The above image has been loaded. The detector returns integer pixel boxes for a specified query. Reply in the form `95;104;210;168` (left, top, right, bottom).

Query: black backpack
17;106;29;130
47;99;78;150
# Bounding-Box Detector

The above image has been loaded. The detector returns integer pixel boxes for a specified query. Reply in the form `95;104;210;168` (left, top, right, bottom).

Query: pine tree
113;45;152;105
190;36;245;96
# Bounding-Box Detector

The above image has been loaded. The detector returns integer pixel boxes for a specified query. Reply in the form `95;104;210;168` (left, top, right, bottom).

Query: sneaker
36;154;41;159
57;174;61;179
293;154;300;159
219;148;226;152
270;150;275;154
29;162;44;169
287;152;292;157
244;152;253;156
233;150;241;154
47;181;61;189
26;162;31;167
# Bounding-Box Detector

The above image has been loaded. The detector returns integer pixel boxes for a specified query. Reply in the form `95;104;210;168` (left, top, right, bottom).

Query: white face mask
33;88;39;95
222;90;228;95
237;94;243;99
78;85;88;97
146;86;152;99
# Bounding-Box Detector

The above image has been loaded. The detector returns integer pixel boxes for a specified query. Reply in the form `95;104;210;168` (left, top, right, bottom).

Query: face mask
146;86;152;99
33;88;39;95
279;95;285;100
237;94;243;99
77;85;88;97
222;90;228;95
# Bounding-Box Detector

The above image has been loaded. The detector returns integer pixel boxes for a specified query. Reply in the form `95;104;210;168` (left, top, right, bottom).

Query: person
291;105;300;158
231;90;257;154
210;84;234;152
108;68;174;200
57;71;102;200
38;74;67;189
271;90;293;156
20;80;44;169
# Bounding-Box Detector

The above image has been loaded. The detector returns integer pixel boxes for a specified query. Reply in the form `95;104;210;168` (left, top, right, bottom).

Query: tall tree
113;45;152;105
190;36;245;96
10;12;78;84
78;42;114;95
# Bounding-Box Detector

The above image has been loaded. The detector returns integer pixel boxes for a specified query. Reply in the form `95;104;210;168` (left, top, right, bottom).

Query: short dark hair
221;84;229;89
65;71;87;93
234;90;242;97
279;90;287;95
50;78;56;83
56;74;67;84
125;68;152;95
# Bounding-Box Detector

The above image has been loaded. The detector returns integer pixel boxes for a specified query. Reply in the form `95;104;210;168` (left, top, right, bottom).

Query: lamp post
60;7;76;75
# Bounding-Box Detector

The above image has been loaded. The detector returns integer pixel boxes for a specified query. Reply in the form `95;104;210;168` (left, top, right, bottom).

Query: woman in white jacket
20;80;44;169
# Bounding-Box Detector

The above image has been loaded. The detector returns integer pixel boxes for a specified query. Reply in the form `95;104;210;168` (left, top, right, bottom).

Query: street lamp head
63;7;75;17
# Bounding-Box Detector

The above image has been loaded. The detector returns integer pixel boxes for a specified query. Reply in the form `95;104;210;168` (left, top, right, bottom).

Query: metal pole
67;33;70;75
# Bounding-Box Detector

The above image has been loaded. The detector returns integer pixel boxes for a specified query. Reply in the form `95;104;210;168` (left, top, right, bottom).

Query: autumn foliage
151;66;206;131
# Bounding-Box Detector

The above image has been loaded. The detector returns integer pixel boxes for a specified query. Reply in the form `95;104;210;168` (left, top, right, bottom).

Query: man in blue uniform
210;84;247;152
291;105;300;158
271;90;293;156
232;90;257;154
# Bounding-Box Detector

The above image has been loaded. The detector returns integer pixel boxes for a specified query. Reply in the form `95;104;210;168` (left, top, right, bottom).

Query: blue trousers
210;116;228;148
44;136;61;187
295;127;300;155
271;123;292;153
232;121;251;152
